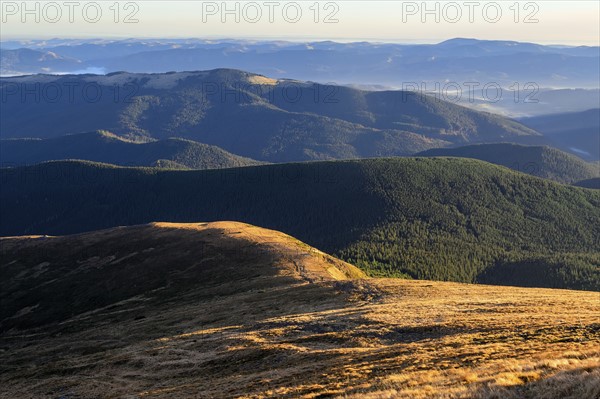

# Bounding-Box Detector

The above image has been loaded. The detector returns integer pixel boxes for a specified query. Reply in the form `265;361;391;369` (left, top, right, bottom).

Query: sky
1;1;599;46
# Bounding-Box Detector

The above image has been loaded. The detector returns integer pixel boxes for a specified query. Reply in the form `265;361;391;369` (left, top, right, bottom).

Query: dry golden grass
0;222;598;398
246;75;279;85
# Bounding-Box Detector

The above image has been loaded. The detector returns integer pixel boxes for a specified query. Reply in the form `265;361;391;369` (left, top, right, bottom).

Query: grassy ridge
1;158;598;290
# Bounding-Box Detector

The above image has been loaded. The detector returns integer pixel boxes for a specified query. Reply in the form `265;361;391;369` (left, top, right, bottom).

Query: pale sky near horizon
1;1;599;46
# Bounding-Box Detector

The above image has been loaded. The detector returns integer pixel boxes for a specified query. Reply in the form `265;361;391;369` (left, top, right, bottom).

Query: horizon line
2;36;599;48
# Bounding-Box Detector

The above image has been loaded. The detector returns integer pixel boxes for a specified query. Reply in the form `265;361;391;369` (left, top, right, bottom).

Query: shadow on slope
0;221;364;332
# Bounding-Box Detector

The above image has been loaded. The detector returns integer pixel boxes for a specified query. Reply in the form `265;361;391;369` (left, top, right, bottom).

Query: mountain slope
0;221;363;332
2;158;598;290
417;143;599;184
520;109;600;161
0;48;83;75
0;69;539;162
0;131;263;169
1;222;598;398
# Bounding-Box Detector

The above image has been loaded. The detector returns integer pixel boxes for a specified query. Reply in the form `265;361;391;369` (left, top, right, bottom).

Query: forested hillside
417;143;599;184
0;69;539;162
2;158;598;290
0;131;263;169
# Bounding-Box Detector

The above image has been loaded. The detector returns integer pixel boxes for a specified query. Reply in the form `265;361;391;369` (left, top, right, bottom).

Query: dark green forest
417;143;598;184
0;130;263;170
1;158;598;290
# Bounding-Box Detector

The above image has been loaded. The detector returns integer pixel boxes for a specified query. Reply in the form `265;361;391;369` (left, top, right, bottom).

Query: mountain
0;48;84;75
448;88;600;118
3;38;598;87
2;158;598;290
0;221;364;333
417;143;599;184
1;222;598;398
0;130;263;169
519;109;600;161
0;69;539;162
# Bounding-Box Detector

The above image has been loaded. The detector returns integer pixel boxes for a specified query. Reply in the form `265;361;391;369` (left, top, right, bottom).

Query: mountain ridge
0;130;264;170
0;69;539;162
519;109;600;161
417;143;599;184
2;157;598;290
3;38;598;87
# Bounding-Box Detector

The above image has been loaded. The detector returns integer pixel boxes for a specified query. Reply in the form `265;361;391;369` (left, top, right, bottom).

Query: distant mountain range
0;48;84;75
0;69;540;162
519;109;600;161
2;158;598;290
3;132;595;184
417;143;599;184
2;38;598;89
445;88;600;118
0;130;263;170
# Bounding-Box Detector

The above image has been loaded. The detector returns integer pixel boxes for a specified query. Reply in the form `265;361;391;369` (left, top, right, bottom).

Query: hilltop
0;131;263;170
417;143;599;184
2;158;598;290
1;222;598;398
0;69;539;162
0;221;363;333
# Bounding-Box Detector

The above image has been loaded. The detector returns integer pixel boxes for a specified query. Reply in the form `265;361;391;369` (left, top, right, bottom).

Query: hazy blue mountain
92;43;600;88
0;69;538;162
0;131;263;169
447;88;600;118
0;48;84;75
2;38;598;88
519;109;600;161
